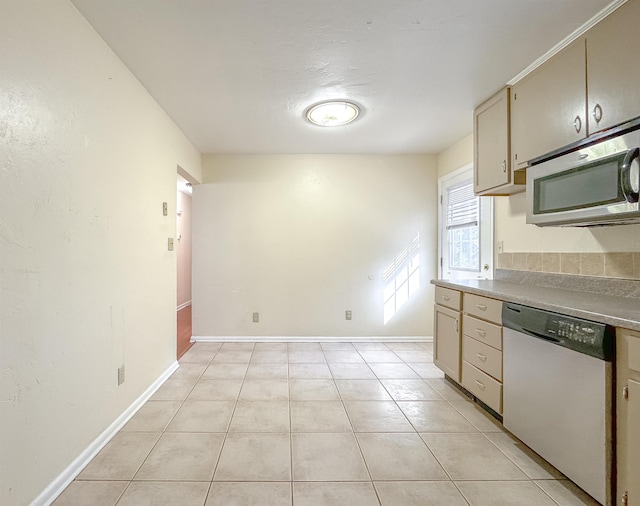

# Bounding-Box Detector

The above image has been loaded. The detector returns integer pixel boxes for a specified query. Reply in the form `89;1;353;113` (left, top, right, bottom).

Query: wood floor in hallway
177;305;193;359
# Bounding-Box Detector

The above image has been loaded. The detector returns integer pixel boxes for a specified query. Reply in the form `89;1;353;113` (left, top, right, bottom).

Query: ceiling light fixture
305;100;360;127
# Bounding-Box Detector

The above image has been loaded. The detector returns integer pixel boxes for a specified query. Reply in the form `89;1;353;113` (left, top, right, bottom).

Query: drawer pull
476;353;487;362
476;304;487;311
442;295;451;301
475;379;486;390
475;328;486;337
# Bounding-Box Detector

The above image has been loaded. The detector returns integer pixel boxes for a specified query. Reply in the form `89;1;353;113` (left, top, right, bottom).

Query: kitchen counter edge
431;278;640;332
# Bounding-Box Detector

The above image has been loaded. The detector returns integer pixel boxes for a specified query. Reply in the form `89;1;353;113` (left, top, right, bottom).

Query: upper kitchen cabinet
510;38;587;170
587;0;640;135
474;87;525;195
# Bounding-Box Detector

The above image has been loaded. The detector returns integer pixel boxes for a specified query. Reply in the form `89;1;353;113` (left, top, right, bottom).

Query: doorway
176;173;193;358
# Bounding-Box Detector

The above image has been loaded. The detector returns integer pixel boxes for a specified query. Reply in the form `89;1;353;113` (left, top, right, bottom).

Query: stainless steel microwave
526;123;640;227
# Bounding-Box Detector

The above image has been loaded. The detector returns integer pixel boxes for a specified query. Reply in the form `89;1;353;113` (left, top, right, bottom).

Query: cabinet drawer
435;286;461;311
464;293;502;324
462;361;503;414
463;336;502;381
463;314;502;350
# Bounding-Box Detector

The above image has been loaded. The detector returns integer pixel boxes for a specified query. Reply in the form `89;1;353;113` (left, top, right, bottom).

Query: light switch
163;202;168;216
168;238;174;251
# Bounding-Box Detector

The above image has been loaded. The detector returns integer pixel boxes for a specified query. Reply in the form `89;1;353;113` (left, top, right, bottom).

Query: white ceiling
71;0;614;155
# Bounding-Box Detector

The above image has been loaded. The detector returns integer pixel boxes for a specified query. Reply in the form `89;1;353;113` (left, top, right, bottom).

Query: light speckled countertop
432;270;640;332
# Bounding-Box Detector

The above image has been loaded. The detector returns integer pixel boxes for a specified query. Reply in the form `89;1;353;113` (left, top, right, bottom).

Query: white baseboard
177;300;192;311
192;335;433;343
33;360;180;506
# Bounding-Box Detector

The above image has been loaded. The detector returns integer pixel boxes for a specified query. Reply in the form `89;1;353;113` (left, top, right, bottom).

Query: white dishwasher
502;303;614;506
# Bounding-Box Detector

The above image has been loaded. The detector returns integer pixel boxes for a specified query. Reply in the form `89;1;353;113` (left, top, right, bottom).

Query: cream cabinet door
617;328;640;506
434;304;461;383
628;379;640;506
587;0;640;135
474;88;511;194
511;38;587;169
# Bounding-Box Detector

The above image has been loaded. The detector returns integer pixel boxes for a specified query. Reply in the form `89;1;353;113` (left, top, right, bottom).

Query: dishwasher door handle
521;328;561;344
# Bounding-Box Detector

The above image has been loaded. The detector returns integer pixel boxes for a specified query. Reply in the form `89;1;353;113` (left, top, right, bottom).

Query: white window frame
438;163;494;280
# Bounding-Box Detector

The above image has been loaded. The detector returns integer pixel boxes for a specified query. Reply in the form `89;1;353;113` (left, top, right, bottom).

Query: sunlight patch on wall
383;233;420;324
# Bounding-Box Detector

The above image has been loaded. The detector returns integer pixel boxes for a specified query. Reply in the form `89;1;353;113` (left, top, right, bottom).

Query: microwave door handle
621;148;639;203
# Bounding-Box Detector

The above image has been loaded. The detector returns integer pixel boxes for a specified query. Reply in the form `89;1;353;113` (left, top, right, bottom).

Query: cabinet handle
592;103;603;124
573;115;582;134
475;379;486;390
476;353;487;362
454;319;459;332
442;295;451;301
501;160;506;173
476;304;487;311
476;328;486;337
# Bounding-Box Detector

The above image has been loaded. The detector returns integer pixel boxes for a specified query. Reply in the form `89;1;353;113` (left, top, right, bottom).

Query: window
446;179;479;271
439;165;493;280
383;233;420;324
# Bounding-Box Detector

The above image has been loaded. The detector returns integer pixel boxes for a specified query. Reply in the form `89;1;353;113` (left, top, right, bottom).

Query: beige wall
193;154;438;337
495;192;640;253
177;190;193;307
437;133;473;178
0;2;201;504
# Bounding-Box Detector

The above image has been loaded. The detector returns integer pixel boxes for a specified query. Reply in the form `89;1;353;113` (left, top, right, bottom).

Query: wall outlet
252;312;259;323
162;202;168;216
345;310;352;320
117;365;125;386
168;238;174;251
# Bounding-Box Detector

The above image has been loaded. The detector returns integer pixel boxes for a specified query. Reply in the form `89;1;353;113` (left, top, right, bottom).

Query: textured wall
193;155;438;337
0;2;201;503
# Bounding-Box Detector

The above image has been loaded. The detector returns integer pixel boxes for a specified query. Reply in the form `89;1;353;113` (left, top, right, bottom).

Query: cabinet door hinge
440;257;443;268
622;490;628;505
623;384;629;400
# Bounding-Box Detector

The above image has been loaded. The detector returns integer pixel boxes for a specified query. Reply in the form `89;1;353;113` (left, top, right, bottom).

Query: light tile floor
54;341;599;506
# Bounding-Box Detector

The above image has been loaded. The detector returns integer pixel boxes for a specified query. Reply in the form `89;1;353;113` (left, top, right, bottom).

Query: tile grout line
341;342;383;506
64;340;585;505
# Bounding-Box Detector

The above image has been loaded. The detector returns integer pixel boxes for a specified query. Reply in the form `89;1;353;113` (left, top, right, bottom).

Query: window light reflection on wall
383;233;421;324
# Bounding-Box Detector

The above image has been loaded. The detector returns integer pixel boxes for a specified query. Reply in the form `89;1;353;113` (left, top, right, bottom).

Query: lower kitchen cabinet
461;360;502;413
433;303;461;382
433;287;503;414
617;327;640;506
461;293;503;414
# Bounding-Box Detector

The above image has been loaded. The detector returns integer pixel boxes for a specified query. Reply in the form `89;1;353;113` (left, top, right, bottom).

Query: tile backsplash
498;252;640;280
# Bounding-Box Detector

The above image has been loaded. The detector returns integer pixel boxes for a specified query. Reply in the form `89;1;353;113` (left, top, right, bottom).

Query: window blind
446;178;478;230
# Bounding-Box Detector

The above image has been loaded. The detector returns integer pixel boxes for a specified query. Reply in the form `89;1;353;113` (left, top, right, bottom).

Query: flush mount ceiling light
305;100;360;127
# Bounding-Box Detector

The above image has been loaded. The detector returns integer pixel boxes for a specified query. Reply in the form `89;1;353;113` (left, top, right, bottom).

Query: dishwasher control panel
502;303;614;360
551;319;597;344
